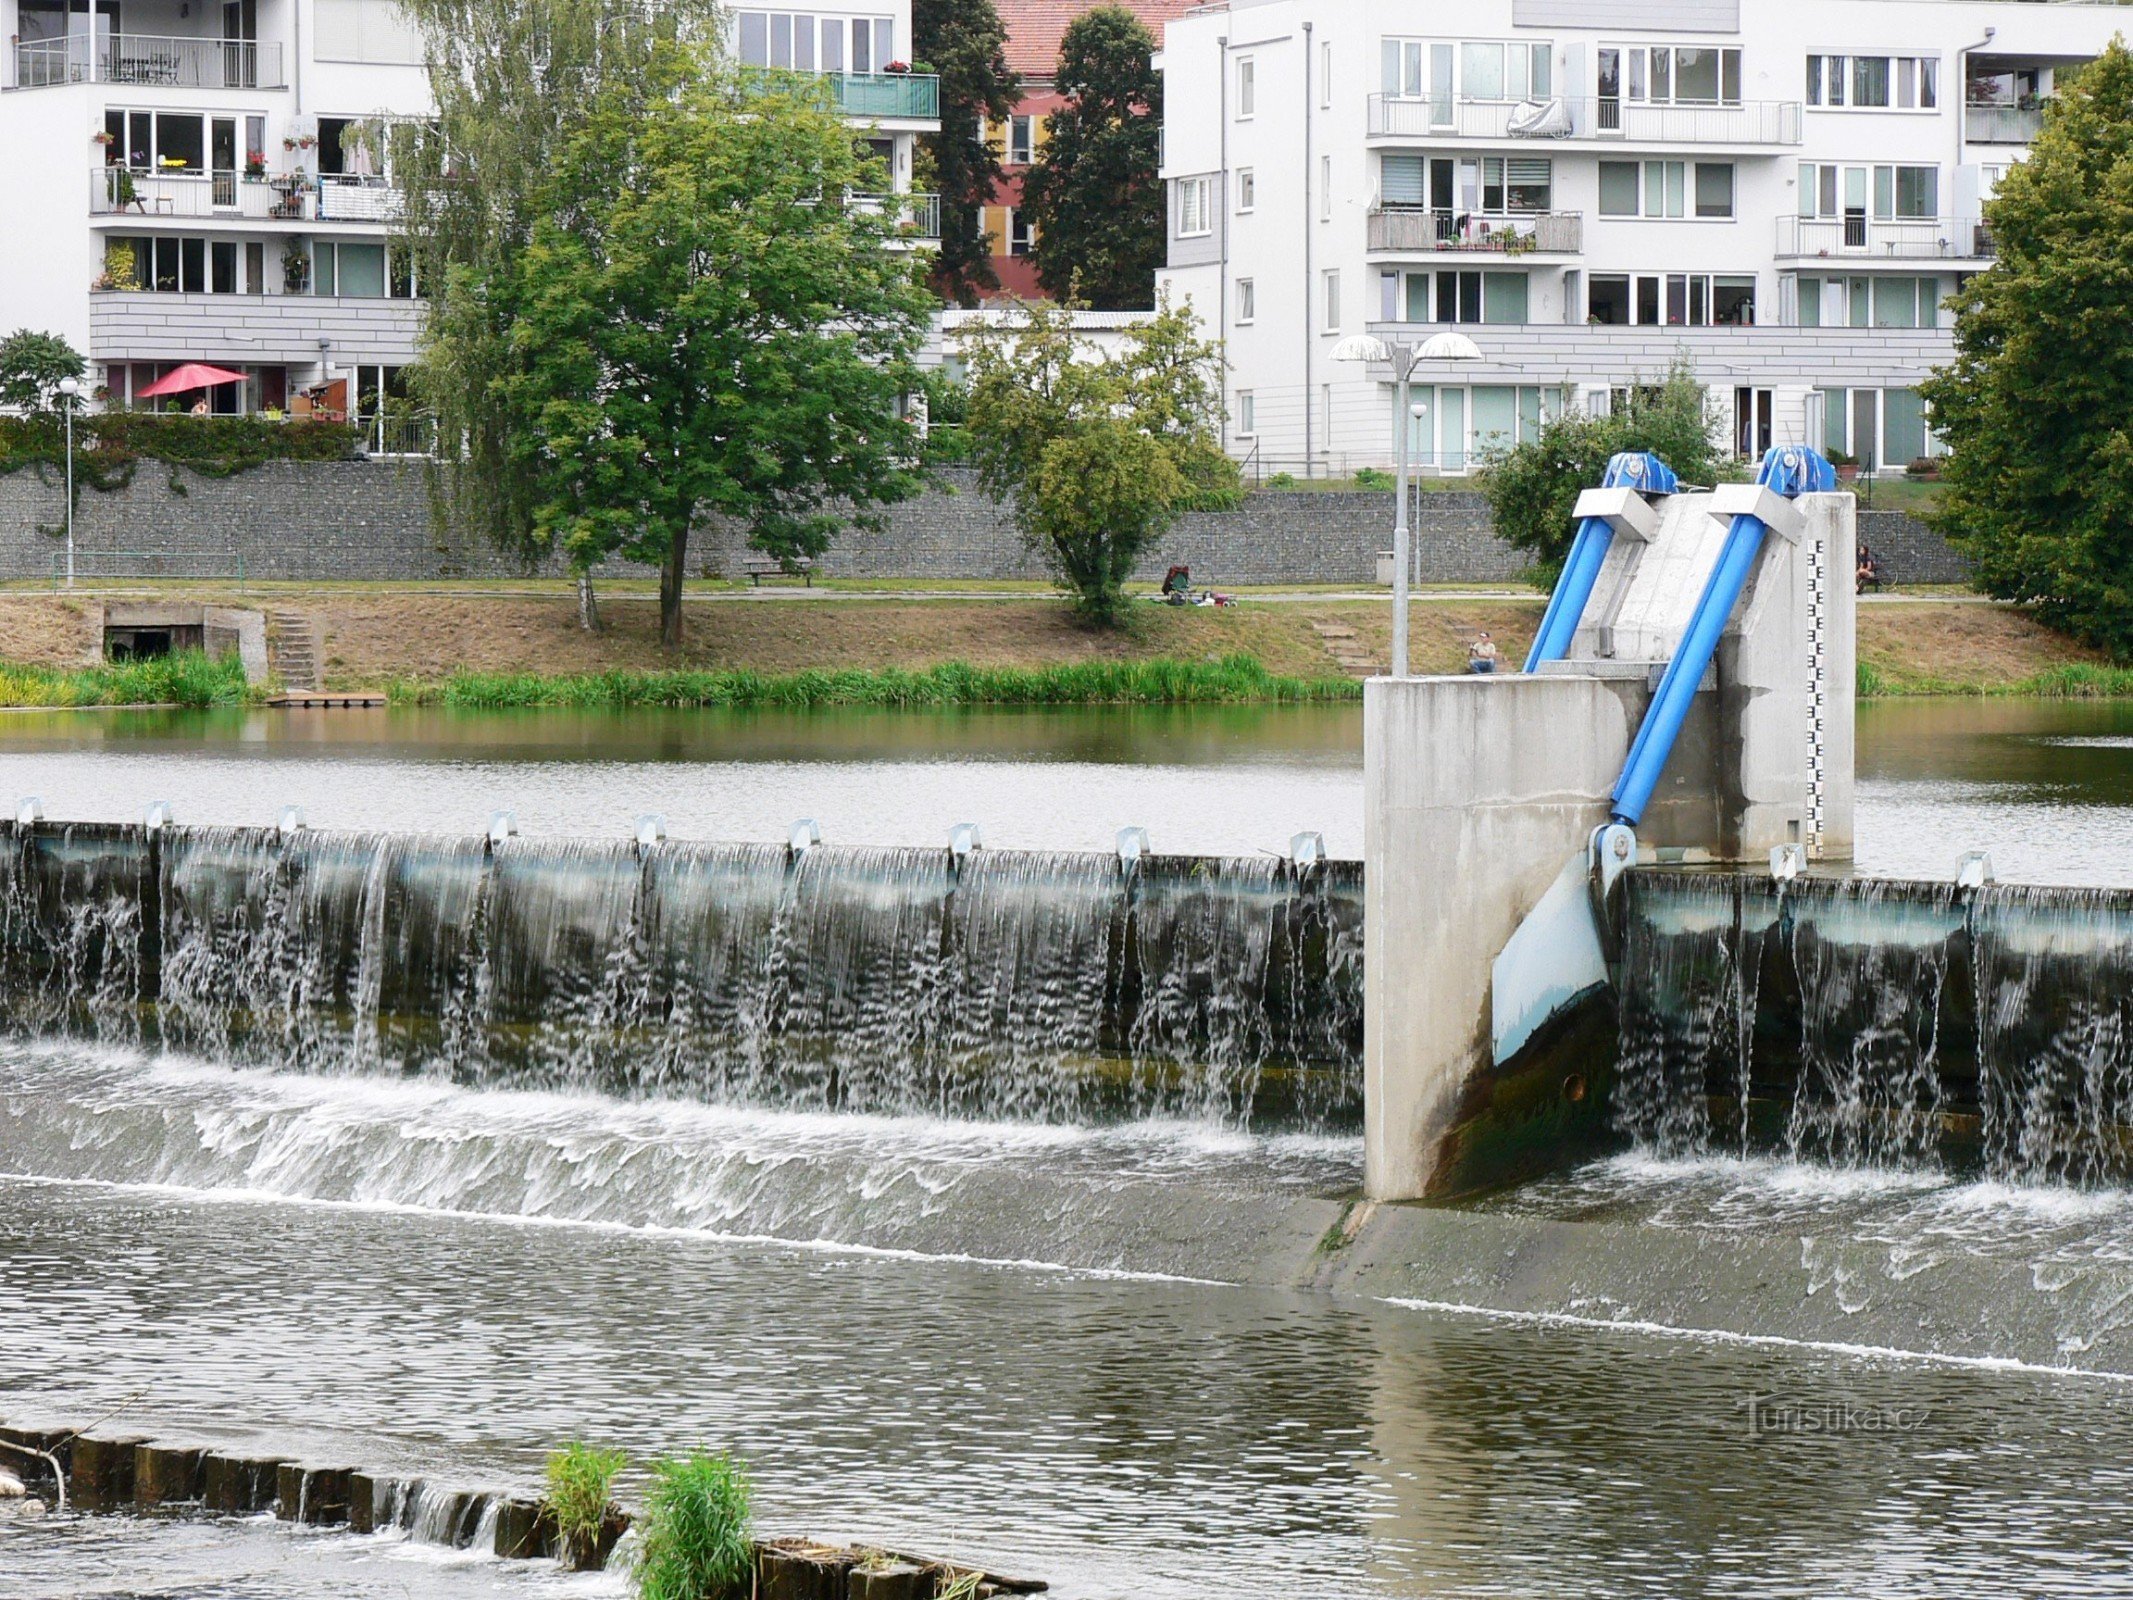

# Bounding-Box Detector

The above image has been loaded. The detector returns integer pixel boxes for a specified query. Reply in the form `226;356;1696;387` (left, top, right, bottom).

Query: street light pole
1391;352;1412;679
57;376;81;589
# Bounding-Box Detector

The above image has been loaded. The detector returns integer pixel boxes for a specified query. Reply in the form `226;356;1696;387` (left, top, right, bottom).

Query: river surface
0;697;2129;881
3;699;2133;1597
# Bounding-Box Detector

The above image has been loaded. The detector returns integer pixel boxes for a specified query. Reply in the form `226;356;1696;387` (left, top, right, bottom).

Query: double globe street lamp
1331;329;1483;678
56;375;83;590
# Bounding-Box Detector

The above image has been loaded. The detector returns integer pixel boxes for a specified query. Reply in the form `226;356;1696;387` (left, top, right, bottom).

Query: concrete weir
1365;469;1857;1201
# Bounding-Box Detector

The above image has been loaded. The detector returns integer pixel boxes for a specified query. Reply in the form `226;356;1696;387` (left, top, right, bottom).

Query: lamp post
56;376;82;589
1333;330;1483;677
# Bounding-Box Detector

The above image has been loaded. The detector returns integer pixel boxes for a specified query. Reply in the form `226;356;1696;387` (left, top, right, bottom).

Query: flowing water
5;700;2133;1596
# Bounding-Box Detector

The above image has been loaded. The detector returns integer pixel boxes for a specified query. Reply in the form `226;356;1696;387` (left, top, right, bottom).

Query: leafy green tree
915;0;1019;306
0;330;86;416
1021;8;1163;309
962;298;1239;622
1920;39;2133;658
1481;361;1725;581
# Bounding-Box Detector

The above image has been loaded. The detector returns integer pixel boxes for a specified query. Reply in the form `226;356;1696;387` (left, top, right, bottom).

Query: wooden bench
741;556;815;587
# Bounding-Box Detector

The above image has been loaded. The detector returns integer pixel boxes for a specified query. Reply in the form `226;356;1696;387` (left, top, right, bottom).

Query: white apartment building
0;0;938;427
1157;0;2124;476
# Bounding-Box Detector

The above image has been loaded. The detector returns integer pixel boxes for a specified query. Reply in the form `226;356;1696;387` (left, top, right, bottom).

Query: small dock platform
270;692;388;709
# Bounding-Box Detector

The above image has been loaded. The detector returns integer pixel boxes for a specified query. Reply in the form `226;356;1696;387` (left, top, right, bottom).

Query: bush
0;412;360;486
1480;360;1724;583
1353;467;1394;490
1265;471;1297;489
633;1451;753;1600
545;1442;626;1558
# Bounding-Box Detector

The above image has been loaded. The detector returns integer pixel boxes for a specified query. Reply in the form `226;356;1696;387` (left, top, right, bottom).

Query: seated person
1468;631;1500;675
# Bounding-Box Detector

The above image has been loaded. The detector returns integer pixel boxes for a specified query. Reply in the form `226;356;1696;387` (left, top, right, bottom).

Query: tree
962;298;1239;622
0;331;86;416
1021;9;1163;309
398;5;931;645
1481;361;1725;581
1920;40;2133;659
915;0;1019;306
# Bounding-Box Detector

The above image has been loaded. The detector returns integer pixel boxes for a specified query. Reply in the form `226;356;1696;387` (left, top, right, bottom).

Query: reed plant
0;649;253;708
544;1441;627;1561
633;1450;754;1600
393;654;1363;710
1857;658;2133;698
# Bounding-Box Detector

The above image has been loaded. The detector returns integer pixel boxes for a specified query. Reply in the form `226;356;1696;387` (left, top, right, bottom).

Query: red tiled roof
996;0;1208;79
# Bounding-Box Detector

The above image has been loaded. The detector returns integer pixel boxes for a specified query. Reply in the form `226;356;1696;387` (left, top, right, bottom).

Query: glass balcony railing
827;70;939;120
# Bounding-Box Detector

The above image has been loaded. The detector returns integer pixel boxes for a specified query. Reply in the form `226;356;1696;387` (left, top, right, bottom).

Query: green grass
0;648;254;708
633;1451;754;1600
1860;659;2133;699
390;654;1365;710
543;1442;626;1554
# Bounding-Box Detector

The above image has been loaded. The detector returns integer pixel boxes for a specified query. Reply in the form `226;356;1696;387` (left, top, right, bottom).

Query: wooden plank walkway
269;692;387;709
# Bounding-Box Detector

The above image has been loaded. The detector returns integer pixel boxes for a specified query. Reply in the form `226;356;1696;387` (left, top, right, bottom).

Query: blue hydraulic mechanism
1521;451;1681;672
1608;445;1837;829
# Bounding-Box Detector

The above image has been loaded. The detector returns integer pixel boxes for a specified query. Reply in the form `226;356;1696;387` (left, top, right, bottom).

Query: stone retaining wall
0;459;1969;587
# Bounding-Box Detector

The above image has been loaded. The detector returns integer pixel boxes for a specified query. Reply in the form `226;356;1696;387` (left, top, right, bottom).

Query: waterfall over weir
1615;873;2133;1184
0;822;1362;1130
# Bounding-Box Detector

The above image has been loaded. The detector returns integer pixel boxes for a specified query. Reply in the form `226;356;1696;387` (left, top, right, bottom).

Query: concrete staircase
1311;620;1378;680
266;611;318;691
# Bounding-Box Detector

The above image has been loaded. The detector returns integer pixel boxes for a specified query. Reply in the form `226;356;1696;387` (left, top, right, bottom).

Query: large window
1599;160;1733;219
1382;154;1552;214
1400;383;1563;474
735;12;891;73
1807;54;1939;110
109;235;240;295
1818;387;1937;466
1796;274;1941;329
1175;176;1212;237
1379;38;1551;102
313;0;424;66
1378;269;1532;325
1600;45;1743;107
1008;115;1034;165
1589;273;1755;326
1800;164;1940;224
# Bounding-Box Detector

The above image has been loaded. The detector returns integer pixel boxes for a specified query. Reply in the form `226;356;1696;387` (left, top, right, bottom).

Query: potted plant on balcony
244;151;268;180
1829;449;1859;482
282;238;312;293
883;59;910;74
92;129;116;149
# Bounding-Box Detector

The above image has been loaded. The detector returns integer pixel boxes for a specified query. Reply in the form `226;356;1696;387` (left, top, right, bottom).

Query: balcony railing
848;190;940;239
827;70;939;120
1965;103;2044;144
358;412;438;459
14;33;286;90
1368;207;1582;255
89;167;397;224
1776;215;1992;261
1367;93;1802;146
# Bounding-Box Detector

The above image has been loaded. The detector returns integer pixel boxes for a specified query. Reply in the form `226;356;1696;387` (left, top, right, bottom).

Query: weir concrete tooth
848;1560;931;1600
347;1471;390;1534
69;1436;143;1509
759;1538;857;1600
492;1495;554;1559
134;1444;206;1508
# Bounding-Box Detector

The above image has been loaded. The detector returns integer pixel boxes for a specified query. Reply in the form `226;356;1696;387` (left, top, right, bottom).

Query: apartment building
1156;0;2123;476
0;0;937;429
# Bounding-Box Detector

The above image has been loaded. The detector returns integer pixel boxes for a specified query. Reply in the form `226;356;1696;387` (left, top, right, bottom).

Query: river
3;698;2132;1598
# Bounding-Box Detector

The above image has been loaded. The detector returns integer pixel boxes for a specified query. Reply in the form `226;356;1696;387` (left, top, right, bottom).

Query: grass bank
391;655;1364;710
0;649;253;708
1859;660;2133;699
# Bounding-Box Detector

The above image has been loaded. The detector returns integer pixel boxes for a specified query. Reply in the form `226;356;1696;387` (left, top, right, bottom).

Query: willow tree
1921;39;2133;658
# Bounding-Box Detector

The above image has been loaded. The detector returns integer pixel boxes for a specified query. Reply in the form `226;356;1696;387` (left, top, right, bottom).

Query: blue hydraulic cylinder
1522;451;1681;672
1609;445;1837;827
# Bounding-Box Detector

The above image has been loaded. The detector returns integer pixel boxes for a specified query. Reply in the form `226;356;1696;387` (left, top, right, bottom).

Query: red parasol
134;363;251;398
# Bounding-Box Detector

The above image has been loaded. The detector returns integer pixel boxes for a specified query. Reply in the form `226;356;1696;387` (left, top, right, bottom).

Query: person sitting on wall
1468;632;1500;675
1856;548;1884;594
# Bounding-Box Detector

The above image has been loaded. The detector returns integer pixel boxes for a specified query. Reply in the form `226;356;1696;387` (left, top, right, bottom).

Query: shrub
1353;467;1394;490
0;412;360;485
544;1442;626;1558
1265;471;1297;489
633;1451;754;1600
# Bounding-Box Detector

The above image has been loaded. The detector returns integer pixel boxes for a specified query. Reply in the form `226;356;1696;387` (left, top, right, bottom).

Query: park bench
741;556;815;587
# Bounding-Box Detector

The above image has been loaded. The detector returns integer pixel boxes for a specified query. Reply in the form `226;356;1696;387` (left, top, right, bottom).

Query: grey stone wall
0;459;1967;588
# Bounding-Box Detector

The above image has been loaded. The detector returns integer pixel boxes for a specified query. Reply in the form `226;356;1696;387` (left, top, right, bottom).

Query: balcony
1776;216;1992;262
12;33;285;91
1368;207;1582;256
89;291;423;364
1367;94;1802;147
830;70;939;121
1964;103;2045;145
89;168;398;225
848;190;941;240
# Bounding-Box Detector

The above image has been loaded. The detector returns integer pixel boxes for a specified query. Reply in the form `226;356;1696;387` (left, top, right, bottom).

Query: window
1236;168;1255;211
1321;41;1333;108
1818;388;1937;467
1880;165;1939;220
1589;273;1755;326
1236;278;1255;323
1237;56;1255;118
1175;176;1212;237
1807;54;1938;110
1320;155;1332;220
1598;162;1640;217
105;109;206;171
1322;269;1341;332
1008;115;1034;165
1380;38;1550;102
1599;45;1742;107
1694;162;1735;219
735;12;888;72
1800;164;1939;226
1007;209;1034;257
313;0;425;66
1381;154;1552;215
1237;391;1256;436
